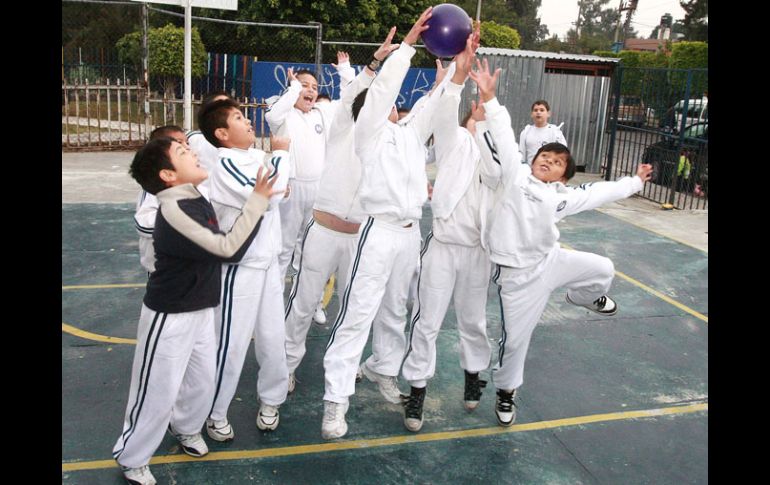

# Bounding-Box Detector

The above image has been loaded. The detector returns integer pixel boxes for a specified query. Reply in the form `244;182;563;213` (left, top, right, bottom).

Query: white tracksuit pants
113;305;216;468
493;247;615;391
284;219;359;373
401;233;493;388
278;178;319;280
208;261;289;422
323;217;421;404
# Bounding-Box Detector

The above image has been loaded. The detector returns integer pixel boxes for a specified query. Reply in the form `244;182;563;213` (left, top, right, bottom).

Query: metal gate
605;66;708;209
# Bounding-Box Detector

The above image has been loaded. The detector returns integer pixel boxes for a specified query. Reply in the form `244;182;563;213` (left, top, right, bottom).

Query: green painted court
62;202;707;484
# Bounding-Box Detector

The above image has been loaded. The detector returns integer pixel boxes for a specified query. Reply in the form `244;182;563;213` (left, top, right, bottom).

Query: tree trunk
163;78;177;125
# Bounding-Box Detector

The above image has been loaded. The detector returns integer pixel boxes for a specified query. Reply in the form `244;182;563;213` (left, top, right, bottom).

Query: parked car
617;95;647;127
641;121;708;192
673;97;708;129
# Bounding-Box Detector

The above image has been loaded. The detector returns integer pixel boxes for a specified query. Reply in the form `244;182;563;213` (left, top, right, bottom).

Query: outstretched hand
404;7;433;46
374;26;399;61
468;58;501;103
331;51;350;70
452;26;481;82
287;67;297;84
253;165;283;199
636;163;653;182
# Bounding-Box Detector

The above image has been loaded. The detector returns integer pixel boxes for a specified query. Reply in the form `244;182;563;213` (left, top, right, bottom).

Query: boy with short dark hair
470;59;652;427
113;137;277;485
134;125;188;274
518;99;567;165
200;98;292;440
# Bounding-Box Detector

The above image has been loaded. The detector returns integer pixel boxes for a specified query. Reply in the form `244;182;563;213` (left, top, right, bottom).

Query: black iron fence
605;66;708;209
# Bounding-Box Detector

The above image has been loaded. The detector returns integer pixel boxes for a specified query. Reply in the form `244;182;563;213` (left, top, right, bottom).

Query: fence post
667;69;693;206
142;2;152;141
312;22;323;75
604;66;623;181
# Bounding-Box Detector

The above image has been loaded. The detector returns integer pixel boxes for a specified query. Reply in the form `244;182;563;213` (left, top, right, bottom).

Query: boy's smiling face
294;73;319;113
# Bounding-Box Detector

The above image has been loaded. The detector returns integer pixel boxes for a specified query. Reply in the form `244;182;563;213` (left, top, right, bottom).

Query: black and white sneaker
566;293;618;316
168;426;209;457
205;417;234;442
403;386;426;432
463;371;487;411
121;465;156;485
495;389;517;427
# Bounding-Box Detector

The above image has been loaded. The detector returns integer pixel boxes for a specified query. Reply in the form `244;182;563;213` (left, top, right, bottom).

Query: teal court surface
62;202;707;484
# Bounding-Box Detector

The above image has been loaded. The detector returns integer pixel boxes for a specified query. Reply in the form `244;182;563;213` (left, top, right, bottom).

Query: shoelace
594;296;607;309
465;376;487;401
497;392;516;412
404;392;425;419
324;403;342;421
381;377;400;394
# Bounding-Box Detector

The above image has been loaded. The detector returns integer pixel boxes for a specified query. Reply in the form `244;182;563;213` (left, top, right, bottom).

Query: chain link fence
62;0;437;149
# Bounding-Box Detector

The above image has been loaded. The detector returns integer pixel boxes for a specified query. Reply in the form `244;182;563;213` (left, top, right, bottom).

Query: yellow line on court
614;270;707;323
61;323;136;344
62;402;707;472
560;243;707;324
62;283;145;290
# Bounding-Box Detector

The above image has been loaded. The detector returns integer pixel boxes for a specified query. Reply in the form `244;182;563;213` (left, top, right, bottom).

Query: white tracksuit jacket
479;97;643;391
205;146;292;414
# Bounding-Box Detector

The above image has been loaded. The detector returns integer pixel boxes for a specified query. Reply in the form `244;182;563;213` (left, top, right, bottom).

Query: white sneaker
257;404;280;431
359;362;404;404
288;372;296;394
313;304;327;324
168;427;209;457
321;400;349;439
121;465;156;485
566;293;618;316
205;417;234;442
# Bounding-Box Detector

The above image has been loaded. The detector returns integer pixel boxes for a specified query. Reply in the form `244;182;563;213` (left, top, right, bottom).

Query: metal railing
62;81;270;150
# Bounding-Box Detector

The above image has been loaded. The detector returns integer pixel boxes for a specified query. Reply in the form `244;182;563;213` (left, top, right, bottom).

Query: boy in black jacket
112;137;279;485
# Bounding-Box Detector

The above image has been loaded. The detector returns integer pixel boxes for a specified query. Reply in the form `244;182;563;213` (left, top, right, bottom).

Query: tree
117;24;208;117
480;21;522;49
456;0;547;49
680;0;708;41
193;0;435;65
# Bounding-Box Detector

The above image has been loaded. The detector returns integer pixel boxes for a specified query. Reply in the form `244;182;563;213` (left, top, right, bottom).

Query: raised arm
158;166;277;262
558;164;651;219
469;58;523;185
264;68;302;132
354;8;432;157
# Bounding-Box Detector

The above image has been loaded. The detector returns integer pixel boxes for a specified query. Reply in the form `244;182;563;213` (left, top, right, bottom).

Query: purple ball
421;3;473;58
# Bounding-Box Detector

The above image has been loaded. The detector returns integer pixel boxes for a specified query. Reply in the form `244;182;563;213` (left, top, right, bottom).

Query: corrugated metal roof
477;47;620;64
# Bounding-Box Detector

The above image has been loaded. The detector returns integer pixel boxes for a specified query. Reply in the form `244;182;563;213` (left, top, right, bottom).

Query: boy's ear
159;168;177;185
215;127;228;143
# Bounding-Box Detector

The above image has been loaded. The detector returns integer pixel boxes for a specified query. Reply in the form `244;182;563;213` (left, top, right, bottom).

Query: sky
538;0;689;40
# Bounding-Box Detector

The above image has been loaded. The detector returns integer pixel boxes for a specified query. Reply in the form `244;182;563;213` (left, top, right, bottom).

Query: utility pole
575;0;583;38
612;0;631;53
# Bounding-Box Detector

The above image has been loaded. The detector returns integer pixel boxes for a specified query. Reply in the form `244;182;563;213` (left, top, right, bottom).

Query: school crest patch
556;200;567;212
315;123;323;134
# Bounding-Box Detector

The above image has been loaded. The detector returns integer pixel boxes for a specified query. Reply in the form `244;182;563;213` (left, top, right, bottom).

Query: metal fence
62;81;271;151
605;66;708;209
